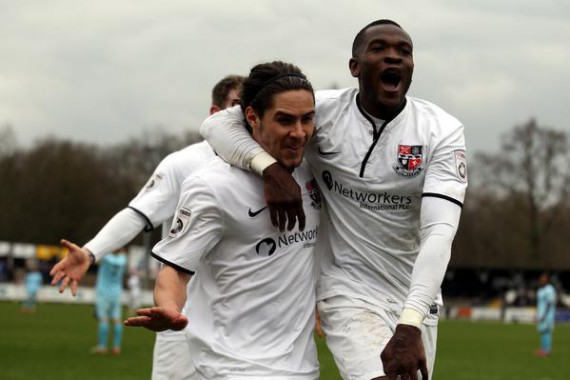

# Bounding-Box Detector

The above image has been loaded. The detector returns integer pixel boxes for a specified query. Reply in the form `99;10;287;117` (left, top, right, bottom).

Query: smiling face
349;23;414;119
246;89;315;171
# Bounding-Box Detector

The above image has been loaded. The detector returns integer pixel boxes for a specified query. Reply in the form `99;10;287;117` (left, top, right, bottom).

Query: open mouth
381;69;402;91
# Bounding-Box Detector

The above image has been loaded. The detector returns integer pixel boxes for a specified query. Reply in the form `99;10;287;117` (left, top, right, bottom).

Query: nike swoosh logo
318;147;340;156
248;206;267;217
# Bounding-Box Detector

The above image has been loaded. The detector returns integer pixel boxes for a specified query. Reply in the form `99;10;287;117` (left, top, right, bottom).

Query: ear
244;106;259;131
209;105;221;115
349;57;360;78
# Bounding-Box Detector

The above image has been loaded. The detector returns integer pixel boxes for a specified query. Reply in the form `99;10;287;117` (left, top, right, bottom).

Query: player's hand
124;307;188;332
49;239;92;296
381;324;429;380
262;162;305;232
315;307;325;337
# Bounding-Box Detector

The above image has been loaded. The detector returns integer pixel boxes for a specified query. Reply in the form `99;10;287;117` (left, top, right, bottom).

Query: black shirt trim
151;252;195;275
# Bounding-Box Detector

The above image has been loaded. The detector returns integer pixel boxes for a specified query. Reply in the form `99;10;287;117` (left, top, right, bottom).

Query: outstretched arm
381;196;461;380
201;107;305;231
50;207;148;296
124;265;190;331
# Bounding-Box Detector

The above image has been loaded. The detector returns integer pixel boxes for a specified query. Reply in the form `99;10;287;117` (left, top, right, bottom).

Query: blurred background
1;1;569;378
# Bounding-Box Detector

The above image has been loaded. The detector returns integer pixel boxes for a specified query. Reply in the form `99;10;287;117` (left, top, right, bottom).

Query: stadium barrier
0;283;154;306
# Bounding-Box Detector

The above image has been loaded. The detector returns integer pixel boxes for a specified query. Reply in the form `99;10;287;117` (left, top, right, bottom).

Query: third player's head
241;61;315;171
349;19;414;120
210;75;245;115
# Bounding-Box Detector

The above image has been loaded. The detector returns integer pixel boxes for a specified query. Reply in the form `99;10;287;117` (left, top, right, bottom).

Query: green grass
1;301;570;379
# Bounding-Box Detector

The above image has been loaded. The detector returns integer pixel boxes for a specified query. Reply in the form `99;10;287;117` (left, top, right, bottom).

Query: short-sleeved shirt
129;141;215;232
128;140;215;340
152;157;321;379
310;88;467;310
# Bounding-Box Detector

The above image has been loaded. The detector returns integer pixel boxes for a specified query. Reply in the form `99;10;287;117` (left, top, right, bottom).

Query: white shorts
317;295;438;380
152;332;195;380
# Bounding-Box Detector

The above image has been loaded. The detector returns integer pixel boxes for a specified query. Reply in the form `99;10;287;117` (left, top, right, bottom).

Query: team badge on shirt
394;145;424;177
306;179;322;210
144;172;164;191
454;150;467;182
168;207;192;238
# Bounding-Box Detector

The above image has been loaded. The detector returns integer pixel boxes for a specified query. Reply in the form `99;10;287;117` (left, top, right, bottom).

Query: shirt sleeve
128;152;183;229
404;196;462;318
200;105;265;170
422;123;468;206
83;207;148;260
151;175;224;274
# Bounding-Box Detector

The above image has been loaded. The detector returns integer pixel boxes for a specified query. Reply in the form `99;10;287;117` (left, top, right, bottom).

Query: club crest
306;179;322;209
168;207;192;238
454;150;467;182
394;145;424;177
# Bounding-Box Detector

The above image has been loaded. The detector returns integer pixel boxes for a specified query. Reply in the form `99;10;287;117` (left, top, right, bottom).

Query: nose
290;120;307;140
384;47;403;63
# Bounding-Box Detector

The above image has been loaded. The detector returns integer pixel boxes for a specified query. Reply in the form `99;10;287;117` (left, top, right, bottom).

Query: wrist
398;308;424;329
86;249;96;265
250;151;277;176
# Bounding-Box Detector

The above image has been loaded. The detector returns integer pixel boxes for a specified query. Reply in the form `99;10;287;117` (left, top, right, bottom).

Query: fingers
420;362;429;380
269;207;278;229
135;308;155;317
60;239;79;251
49;261;64;276
70;279;78;297
58;276;71;294
50;271;66;286
124;316;152;327
277;209;287;232
296;205;306;231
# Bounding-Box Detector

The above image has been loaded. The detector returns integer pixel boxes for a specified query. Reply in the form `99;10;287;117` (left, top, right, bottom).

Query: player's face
222;88;241;109
350;24;414;119
210;88;241;115
248;89;315;171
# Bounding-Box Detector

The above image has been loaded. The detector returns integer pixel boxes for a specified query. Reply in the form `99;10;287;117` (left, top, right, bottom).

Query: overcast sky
1;0;569;155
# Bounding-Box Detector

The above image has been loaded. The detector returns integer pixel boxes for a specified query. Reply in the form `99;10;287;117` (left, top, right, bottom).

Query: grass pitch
1;301;569;379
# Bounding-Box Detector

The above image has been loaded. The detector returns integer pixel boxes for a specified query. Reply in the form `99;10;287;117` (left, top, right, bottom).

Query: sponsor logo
255;227;319;256
248;206;267;217
321;171;413;211
394;145;424;177
306;179;322;210
255;238;277;256
454;150;467;182
168;207;192;237
318;146;340;156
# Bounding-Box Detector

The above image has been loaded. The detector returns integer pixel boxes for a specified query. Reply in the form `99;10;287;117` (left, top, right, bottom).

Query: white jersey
311;88;467;311
152;157;321;379
129;141;215;232
130;140;215;341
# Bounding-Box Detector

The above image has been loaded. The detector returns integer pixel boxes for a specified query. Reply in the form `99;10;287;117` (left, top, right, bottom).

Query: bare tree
472;118;570;266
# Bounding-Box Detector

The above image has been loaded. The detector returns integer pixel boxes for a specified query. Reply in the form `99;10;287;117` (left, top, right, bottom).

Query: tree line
1;119;569;271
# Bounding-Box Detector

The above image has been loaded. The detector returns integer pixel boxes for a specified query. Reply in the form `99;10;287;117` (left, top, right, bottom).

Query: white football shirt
130;140;215;341
153;157;321;379
310;88;467;311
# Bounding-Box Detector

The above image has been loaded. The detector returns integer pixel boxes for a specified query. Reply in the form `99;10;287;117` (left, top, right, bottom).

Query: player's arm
200;106;305;231
381;196;462;380
124;265;190;332
50;207;148;296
